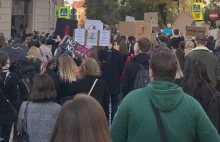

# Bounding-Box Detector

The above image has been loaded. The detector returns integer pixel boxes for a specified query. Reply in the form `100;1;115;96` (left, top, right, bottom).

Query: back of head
41;57;55;74
51;94;111;142
27;46;39;58
40;37;47;45
173;29;180;36
119;40;129;55
58;54;77;82
79;58;100;79
150;48;178;82
182;59;215;108
158;34;168;43
138;38;151;53
208;36;214;42
195;34;207;46
29;73;56;102
33;35;39;41
185;41;194;49
179;41;185;50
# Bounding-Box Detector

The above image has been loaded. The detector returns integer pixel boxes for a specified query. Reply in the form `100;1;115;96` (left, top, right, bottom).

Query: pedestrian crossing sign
192;3;203;21
58;6;70;19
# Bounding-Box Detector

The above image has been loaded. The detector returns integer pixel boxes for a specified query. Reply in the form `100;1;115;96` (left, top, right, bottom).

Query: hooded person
122;38;151;98
111;48;220;142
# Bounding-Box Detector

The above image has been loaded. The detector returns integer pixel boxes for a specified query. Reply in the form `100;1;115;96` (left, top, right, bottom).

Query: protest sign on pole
86;30;98;46
74;29;86;45
172;11;194;34
59;36;91;58
99;30;111;46
144;12;158;27
185;26;207;39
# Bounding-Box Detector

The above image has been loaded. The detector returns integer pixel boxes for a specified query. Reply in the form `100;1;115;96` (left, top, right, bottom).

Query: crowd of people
0;28;220;142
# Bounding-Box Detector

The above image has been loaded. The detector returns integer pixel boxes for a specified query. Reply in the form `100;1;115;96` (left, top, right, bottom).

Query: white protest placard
99;30;110;46
126;16;135;21
74;29;85;45
86;30;98;46
210;29;219;40
85;20;103;30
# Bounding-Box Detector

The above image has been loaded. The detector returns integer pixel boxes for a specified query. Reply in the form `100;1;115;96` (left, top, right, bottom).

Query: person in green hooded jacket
111;47;220;142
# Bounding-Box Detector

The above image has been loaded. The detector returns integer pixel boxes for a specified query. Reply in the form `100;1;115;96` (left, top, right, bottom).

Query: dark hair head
45;33;50;38
0;36;6;48
158;34;168;43
206;40;214;51
40;37;47;44
29;73;56;102
110;35;114;45
196;34;207;45
0;51;9;80
51;94;111;142
173;29;180;36
182;59;215;109
179;41;185;50
208;36;214;41
138;38;151;53
119;39;129;55
150;48;178;82
53;35;57;39
33;35;39;41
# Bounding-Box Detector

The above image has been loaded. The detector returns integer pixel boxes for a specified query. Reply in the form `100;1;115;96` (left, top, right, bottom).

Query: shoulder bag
88;79;98;96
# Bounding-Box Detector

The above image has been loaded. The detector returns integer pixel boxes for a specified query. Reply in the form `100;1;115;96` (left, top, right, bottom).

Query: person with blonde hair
57;54;77;104
184;41;195;55
75;58;110;120
50;94;111;142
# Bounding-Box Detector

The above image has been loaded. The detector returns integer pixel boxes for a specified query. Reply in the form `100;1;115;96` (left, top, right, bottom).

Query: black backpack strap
150;99;168;142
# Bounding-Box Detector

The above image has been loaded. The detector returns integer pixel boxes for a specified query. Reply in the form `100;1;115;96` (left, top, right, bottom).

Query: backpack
133;62;150;90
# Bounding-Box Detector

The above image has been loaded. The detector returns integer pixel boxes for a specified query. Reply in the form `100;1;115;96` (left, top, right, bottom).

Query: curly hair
79;58;100;79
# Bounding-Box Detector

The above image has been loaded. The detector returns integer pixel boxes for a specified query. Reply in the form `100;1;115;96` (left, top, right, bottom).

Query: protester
119;39;129;66
170;29;185;49
175;41;185;70
11;26;17;38
28;35;39;48
0;36;6;48
122;38;151;98
17;74;61;142
57;54;77;104
99;35;123;121
111;48;220;142
213;40;220;58
0;51;17;142
182;59;220;133
50;94;111;142
206;39;215;51
38;37;52;59
157;34;169;48
127;36;136;54
75;58;109;119
41;57;60;93
184;41;194;55
185;34;220;91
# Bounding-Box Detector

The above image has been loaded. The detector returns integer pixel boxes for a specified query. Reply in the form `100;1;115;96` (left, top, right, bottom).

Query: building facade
0;0;62;39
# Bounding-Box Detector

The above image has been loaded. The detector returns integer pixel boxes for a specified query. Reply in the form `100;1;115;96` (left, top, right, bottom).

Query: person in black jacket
213;40;220;58
122;38;151;98
99;36;124;121
28;35;39;48
75;58;110;120
182;59;220;133
0;51;19;142
170;29;185;49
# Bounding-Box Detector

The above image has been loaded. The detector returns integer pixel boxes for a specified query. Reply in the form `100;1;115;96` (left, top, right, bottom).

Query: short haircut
40;37;47;44
208;36;214;41
173;29;180;36
29;73;56;102
196;34;207;45
138;38;151;53
179;41;185;50
150;48;178;82
158;34;168;43
33;35;39;40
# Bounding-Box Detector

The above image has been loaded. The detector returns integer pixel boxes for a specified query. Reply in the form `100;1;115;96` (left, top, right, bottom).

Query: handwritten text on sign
74;29;85;45
99;30;110;46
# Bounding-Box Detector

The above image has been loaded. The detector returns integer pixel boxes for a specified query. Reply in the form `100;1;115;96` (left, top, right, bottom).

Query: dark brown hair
29;73;56;102
0;36;6;48
138;38;151;53
150;48;178;82
119;39;129;55
50;94;111;142
0;51;9;80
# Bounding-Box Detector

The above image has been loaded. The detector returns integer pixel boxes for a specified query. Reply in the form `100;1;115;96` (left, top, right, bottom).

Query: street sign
192;3;203;21
58;6;70;19
210;11;218;21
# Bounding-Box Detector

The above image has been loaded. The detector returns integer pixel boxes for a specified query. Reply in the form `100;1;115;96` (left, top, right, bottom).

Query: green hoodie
111;81;220;142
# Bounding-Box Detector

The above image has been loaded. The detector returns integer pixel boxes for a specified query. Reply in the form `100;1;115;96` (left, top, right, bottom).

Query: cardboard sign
195;21;205;27
192;3;203;21
86;30;98;46
74;29;86;45
99;30;111;46
172;11;194;34
85;20;103;30
144;12;158;27
55;18;78;39
216;20;220;26
59;36;91;58
217;31;220;40
126;16;135;21
185;26;207;39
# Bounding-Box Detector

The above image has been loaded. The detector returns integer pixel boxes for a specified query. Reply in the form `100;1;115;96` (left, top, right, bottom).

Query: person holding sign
170;29;185;49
